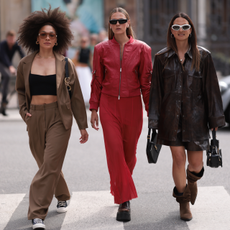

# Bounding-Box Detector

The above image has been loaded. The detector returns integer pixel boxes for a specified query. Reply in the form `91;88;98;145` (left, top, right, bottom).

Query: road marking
61;191;124;230
187;186;230;230
0;194;25;230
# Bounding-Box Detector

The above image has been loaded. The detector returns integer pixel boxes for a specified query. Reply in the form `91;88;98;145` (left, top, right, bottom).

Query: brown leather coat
16;51;88;130
148;46;225;142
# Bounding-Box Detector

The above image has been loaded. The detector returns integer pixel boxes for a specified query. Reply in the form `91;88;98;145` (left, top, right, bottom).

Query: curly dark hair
18;6;73;53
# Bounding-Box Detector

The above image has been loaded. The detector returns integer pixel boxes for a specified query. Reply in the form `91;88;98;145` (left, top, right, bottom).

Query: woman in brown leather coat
149;12;225;221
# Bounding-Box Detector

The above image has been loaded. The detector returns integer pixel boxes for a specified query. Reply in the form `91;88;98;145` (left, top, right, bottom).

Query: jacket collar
22;51;65;101
110;35;134;45
167;45;192;59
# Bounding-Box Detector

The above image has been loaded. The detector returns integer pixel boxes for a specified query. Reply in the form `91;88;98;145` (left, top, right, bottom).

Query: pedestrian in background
73;36;92;105
16;7;88;229
148;12;225;221
90;7;152;222
0;30;25;116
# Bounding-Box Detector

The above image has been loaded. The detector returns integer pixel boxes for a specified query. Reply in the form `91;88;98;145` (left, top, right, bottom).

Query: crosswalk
1;187;230;230
0;194;25;230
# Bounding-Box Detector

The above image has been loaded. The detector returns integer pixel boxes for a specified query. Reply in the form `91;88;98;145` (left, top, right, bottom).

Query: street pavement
1;100;230;230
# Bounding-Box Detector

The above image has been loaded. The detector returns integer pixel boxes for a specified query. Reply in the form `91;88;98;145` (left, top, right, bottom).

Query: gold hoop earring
36;41;39;44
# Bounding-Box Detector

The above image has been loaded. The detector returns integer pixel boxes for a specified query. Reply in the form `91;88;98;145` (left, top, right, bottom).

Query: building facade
0;0;230;75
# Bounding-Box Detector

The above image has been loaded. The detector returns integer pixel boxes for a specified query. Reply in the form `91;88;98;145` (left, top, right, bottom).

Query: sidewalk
0;94;21;121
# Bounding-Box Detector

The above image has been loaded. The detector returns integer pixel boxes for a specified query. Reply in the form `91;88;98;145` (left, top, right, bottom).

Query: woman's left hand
79;129;89;143
211;127;218;131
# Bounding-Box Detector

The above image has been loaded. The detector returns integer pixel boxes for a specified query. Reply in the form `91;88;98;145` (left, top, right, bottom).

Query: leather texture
149;46;225;142
89;36;152;114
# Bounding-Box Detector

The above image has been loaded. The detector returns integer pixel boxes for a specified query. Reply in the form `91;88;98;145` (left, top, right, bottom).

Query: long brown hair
108;7;135;40
167;12;200;71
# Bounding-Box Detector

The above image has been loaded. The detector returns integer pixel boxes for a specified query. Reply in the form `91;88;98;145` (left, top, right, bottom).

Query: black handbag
206;130;222;168
64;57;72;98
146;128;162;163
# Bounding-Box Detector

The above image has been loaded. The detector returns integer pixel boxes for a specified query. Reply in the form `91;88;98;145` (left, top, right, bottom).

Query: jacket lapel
55;52;65;90
22;51;38;102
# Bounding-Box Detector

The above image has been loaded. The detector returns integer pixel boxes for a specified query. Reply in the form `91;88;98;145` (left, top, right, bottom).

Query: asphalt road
0;109;230;230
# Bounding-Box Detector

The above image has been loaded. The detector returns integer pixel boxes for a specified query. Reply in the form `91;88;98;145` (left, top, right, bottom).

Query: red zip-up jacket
89;36;152;114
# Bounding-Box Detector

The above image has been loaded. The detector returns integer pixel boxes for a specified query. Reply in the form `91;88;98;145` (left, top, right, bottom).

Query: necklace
180;58;183;62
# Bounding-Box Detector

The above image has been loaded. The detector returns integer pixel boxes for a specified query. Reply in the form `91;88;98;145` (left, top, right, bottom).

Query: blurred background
0;0;230;75
0;0;230;122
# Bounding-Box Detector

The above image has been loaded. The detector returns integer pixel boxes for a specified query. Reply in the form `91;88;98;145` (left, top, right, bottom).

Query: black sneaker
32;218;45;229
57;200;68;213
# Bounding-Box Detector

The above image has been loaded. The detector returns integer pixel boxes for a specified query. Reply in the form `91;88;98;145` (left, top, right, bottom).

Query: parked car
219;75;230;124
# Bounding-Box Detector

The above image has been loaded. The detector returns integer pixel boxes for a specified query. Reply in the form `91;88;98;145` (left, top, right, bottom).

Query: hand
90;109;99;130
211;127;218;131
25;112;32;118
79;129;88;144
9;65;16;75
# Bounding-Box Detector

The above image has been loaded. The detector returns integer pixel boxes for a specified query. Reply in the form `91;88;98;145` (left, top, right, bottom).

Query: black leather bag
146;128;162;163
206;130;222;168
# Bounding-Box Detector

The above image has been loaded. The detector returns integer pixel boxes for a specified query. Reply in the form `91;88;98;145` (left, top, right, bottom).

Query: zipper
118;63;122;100
118;44;125;100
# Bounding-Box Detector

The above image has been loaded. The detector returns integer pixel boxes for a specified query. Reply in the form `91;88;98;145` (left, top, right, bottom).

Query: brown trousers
26;102;71;220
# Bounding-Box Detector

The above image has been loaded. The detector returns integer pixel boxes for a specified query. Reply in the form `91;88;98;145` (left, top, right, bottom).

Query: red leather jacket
89;36;152;113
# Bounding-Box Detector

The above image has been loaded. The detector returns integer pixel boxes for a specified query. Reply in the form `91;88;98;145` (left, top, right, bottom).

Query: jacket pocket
162;71;176;93
188;75;203;92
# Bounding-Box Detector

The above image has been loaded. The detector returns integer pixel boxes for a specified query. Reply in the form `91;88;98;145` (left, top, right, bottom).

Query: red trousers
99;93;143;204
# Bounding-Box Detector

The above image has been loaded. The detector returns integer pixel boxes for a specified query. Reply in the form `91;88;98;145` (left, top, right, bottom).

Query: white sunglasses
171;24;191;31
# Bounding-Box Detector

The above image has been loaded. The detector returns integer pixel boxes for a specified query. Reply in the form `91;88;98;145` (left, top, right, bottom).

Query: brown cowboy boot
187;167;204;205
173;185;192;221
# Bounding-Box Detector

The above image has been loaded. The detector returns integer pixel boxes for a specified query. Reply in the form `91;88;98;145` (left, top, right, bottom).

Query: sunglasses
171;24;191;31
38;32;57;40
109;19;128;25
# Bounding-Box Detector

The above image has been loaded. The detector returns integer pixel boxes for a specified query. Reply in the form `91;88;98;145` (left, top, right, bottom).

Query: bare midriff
31;95;57;105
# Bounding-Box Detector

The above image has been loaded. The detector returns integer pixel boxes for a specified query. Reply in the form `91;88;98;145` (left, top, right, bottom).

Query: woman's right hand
90;109;99;130
25;112;32;118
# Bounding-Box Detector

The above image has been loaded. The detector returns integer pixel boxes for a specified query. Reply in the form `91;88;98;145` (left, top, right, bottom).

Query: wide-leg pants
99;94;143;204
26;102;71;220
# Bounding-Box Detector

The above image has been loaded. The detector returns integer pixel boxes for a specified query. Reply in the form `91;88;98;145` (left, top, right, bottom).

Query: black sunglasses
109;19;128;25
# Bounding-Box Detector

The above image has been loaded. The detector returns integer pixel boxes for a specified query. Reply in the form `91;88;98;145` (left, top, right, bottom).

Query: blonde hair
108;7;135;40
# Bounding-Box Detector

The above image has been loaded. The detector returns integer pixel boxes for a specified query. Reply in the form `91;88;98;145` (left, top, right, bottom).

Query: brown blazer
16;51;88;130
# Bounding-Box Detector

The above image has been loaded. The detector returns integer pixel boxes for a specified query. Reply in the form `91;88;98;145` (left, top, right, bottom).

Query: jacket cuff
148;119;158;129
89;102;99;112
209;115;226;129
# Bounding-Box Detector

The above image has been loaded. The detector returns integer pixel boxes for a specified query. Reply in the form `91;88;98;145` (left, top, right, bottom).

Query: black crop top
29;73;57;96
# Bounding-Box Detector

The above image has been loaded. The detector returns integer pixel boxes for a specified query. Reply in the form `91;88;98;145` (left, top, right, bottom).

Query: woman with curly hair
16;7;88;229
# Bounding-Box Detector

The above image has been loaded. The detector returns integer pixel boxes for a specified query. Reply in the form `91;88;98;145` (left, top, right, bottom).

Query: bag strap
65;57;72;99
147;128;157;142
212;130;216;140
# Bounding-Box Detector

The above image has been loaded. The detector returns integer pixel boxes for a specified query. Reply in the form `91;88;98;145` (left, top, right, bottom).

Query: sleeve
139;44;153;115
0;43;11;67
15;61;28;122
17;43;25;59
204;53;225;128
68;59;88;130
89;45;104;111
148;54;164;129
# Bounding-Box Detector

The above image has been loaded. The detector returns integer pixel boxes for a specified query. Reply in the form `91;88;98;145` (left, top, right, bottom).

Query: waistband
30;101;58;111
